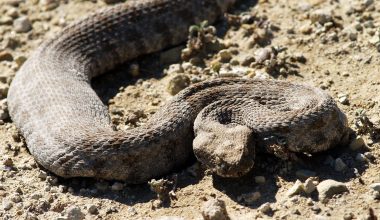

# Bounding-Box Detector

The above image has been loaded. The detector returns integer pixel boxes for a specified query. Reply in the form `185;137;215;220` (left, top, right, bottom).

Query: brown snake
7;0;348;183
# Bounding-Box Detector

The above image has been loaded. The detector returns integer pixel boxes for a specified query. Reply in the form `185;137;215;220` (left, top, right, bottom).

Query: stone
254;176;266;184
349;137;366;150
369;183;380;192
355;153;368;162
38;171;48;180
317;180;348;203
66;206;85;220
2;200;13;211
287;180;304;197
201;198;229;220
14;17;32;33
3;156;13;166
40;0;59;11
88;205;98;215
111;182;124;191
0;51;13;62
218;49;232;62
334;158;347;172
167;74;190;95
310;9;333;25
304;178;317;194
258;202;272;215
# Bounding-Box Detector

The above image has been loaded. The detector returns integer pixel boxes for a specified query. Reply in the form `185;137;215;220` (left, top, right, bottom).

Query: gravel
13;16;32;33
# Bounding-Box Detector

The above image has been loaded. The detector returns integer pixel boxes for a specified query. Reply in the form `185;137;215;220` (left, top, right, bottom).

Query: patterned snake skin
7;0;348;183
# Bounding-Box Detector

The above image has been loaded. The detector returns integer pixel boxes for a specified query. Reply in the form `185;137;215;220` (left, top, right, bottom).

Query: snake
7;0;349;183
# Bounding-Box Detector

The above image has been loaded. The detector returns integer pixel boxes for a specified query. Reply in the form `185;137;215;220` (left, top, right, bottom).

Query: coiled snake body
8;0;348;183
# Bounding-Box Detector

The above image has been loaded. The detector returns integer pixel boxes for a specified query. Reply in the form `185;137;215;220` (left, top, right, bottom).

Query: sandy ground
0;0;380;219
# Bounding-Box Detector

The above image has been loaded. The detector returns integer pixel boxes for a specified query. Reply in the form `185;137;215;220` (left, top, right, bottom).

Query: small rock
0;51;13;62
304;178;317;194
310;9;333;25
299;25;313;35
338;94;349;105
369;183;380;192
237;191;261;204
156;217;185;220
3;156;13;167
88;205;98;215
317;179;348;203
129;63;139;77
296;169;316;180
287;180;304;197
15;56;27;68
0;83;9;99
167;74;190;95
355;153;368;162
334;158;347;172
364;152;375;161
40;0;59;11
31;193;43;200
2;200;13;211
13;17;32;33
254;176;266;184
349;136;366;150
111;182;124;191
258;202;272;215
11;194;22;203
66;206;85;220
201;198;229;220
95;182;108;191
218;49;232;62
38;171;47;180
348;32;358;41
254;48;272;63
343;213;355;220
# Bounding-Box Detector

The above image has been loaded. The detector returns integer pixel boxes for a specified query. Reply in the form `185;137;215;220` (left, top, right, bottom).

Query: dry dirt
0;0;380;219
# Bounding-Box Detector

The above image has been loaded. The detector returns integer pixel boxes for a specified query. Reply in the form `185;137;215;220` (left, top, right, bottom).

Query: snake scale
7;0;348;183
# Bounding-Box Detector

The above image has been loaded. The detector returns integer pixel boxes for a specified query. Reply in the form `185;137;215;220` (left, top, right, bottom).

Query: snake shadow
211;129;371;209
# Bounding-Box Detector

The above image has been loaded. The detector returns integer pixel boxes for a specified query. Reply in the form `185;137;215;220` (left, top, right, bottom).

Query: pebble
88;204;98;215
13;17;32;33
11;193;22;203
38;171;48;180
310;9;333;25
0;83;9;99
2;200;13;211
334;158;347;172
338;94;349;105
364;152;375;161
258;202;272;215
349;136;366;150
254;48;272;63
254;176;266;184
166;74;190;95
355;153;368;162
64;206;85;220
0;51;13;62
304;178;317;194
40;0;59;11
317;180;348;203
237;191;261;203
156;217;185;220
348;32;358;41
296;169;316;180
3;156;14;167
201;198;229;220
111;182;124;191
102;0;123;4
218;49;232;62
287;180;304;197
369;183;380;192
31;193;43;200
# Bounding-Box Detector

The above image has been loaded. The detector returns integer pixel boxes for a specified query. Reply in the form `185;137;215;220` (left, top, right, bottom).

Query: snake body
7;0;348;183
